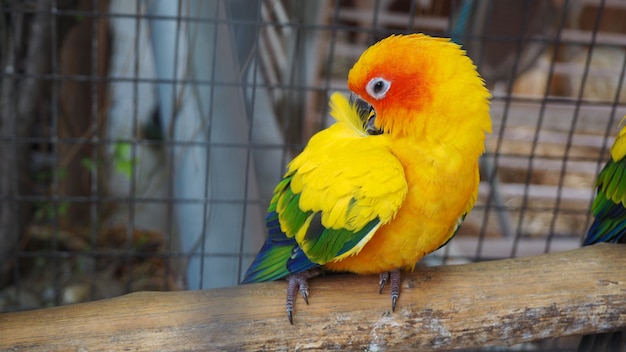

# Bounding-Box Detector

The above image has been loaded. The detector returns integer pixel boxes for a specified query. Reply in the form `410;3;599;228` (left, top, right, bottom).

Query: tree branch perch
1;244;625;351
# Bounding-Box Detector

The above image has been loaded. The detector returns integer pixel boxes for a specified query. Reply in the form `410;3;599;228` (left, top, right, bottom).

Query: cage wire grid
1;0;625;350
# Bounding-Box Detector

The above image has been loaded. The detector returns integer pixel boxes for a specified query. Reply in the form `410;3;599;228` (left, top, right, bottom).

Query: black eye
373;80;384;93
366;77;391;100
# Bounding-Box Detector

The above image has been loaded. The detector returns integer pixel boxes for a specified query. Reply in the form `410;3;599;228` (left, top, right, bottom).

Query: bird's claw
379;271;389;294
379;270;401;312
286;269;399;324
285;269;321;324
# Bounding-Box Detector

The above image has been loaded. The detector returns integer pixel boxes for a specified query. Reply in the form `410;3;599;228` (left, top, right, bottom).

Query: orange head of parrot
347;34;492;141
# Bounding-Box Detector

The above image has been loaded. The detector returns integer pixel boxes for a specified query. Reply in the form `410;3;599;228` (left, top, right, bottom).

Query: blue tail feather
242;210;320;284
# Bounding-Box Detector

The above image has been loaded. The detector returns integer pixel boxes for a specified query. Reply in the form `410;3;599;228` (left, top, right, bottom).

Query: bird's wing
584;124;626;245
242;93;407;283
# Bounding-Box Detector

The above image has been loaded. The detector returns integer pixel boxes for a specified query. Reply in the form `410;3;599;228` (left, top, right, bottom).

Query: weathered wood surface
1;244;625;351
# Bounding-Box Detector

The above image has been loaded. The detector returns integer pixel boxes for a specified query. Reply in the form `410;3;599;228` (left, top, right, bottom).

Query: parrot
582;121;626;246
241;33;492;324
577;121;626;352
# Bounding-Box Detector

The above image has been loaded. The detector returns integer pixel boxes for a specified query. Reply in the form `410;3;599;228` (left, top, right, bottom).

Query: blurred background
1;0;625;350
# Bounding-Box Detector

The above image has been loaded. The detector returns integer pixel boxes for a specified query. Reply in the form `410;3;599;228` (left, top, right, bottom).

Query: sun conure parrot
583;122;626;246
577;121;626;352
241;33;492;324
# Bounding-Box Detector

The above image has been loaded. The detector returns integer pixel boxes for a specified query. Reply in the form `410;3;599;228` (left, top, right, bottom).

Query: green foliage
80;158;100;173
32;141;139;222
112;141;137;179
34;200;70;221
78;141;138;180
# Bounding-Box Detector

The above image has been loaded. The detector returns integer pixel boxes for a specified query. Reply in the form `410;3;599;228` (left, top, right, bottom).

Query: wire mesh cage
1;0;625;350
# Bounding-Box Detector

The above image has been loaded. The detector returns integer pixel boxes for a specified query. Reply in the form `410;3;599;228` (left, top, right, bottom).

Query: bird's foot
285;269;321;324
378;270;401;312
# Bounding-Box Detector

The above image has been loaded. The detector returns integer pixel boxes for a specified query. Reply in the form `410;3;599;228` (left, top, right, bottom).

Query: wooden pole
1;244;625;351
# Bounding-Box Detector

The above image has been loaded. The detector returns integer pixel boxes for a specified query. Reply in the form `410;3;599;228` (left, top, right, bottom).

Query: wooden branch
1;244;625;351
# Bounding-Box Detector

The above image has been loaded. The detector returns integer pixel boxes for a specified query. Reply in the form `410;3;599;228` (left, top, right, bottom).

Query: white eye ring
365;77;391;100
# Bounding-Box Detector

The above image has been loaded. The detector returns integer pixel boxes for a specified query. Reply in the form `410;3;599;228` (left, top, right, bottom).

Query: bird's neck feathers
375;67;492;157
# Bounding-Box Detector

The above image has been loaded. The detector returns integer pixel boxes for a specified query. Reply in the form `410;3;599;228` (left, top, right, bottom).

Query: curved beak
349;93;382;135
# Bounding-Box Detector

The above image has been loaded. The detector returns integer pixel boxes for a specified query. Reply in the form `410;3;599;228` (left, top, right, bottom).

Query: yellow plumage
288;93;406;260
610;117;626;162
324;34;492;273
242;33;492;323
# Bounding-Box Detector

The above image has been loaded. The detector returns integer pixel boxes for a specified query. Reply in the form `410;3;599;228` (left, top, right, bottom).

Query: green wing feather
584;123;626;245
242;93;407;283
286;96;406;262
